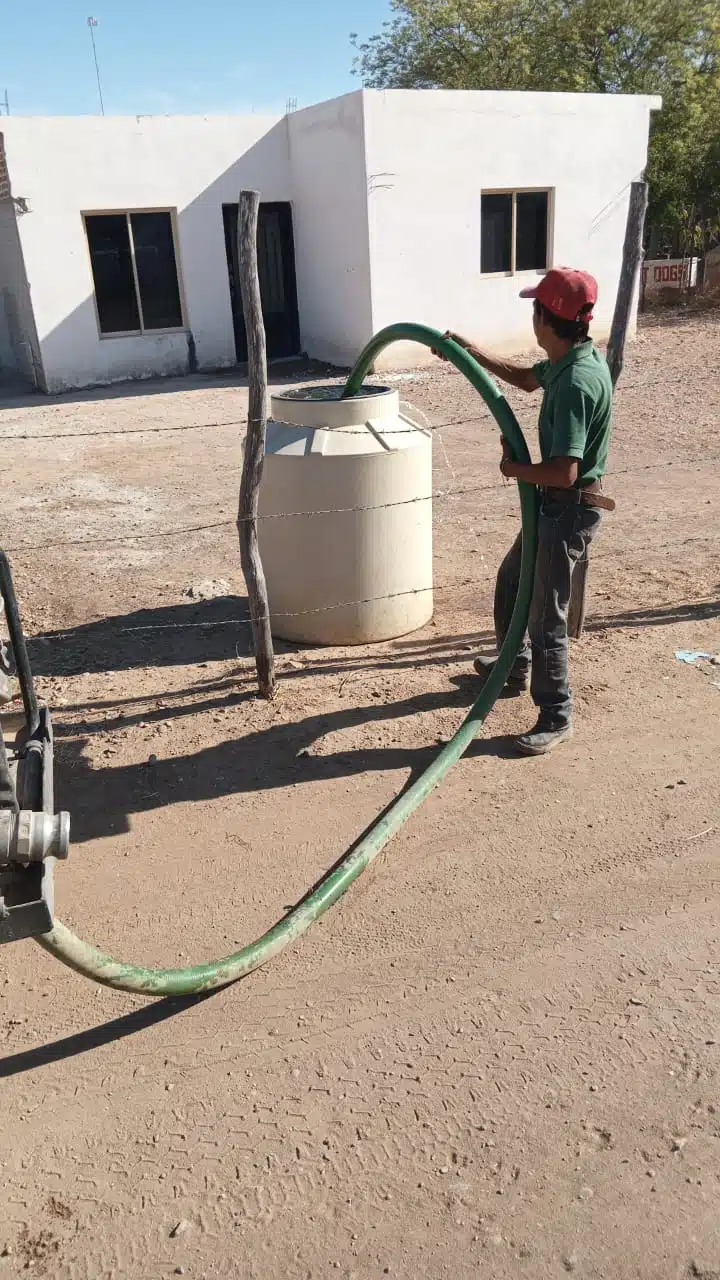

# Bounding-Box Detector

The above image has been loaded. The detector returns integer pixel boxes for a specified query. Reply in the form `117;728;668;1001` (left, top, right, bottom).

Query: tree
352;0;720;244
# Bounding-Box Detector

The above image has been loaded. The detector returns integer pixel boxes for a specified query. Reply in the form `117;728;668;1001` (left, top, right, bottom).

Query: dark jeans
494;497;602;726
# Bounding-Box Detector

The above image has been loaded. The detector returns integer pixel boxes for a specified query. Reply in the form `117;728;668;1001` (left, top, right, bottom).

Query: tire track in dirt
3;844;719;1278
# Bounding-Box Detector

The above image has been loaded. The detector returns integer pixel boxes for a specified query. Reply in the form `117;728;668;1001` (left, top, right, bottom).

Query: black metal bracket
0;552;40;737
0;551;69;944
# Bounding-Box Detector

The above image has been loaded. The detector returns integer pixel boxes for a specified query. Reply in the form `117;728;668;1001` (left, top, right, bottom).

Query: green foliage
352;0;720;241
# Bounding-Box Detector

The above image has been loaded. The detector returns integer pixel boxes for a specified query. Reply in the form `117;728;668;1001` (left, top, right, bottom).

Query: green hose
36;324;538;997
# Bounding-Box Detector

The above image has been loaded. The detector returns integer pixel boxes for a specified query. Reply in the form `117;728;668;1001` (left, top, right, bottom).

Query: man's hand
444;331;471;350
432;331;472;361
499;436;512;477
432;333;540;394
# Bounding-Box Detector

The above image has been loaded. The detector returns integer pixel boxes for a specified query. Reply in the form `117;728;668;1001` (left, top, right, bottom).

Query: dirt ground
0;311;719;1280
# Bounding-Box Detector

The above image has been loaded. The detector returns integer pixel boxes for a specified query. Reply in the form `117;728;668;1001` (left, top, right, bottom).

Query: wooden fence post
568;177;649;640
236;189;276;699
606;179;649;389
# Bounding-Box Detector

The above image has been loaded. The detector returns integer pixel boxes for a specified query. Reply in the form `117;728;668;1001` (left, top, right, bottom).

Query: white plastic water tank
258;385;433;644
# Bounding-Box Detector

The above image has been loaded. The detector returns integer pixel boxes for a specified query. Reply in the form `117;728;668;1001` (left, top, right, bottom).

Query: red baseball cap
520;267;598;322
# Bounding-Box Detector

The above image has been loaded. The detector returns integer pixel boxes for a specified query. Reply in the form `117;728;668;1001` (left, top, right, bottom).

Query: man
440;266;614;756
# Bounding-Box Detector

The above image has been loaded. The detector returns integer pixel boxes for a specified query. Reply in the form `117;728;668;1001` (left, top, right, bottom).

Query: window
481;190;550;275
84;210;184;335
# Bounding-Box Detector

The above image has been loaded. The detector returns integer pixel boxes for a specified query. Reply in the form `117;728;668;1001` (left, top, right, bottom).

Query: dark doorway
223;202;301;362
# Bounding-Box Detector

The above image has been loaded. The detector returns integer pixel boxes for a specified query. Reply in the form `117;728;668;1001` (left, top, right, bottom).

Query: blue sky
1;0;392;117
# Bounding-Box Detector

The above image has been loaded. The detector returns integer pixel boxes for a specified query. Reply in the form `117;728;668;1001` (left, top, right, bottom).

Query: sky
0;0;393;117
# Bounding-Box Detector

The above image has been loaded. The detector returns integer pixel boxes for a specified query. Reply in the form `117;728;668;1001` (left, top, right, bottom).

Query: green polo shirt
532;341;613;485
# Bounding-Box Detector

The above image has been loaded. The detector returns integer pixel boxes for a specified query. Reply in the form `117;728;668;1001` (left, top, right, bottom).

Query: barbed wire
3;450;716;556
0;369;694;441
0;413;477;443
25;534;719;642
3;518;235;554
0;417;249;442
591;533;717;561
6;372;716;647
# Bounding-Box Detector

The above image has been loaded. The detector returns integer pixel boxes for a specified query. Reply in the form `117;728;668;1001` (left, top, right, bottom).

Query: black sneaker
515;717;573;756
473;654;530;697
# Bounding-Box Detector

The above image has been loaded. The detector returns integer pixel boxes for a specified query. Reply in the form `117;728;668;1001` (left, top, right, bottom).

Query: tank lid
266;384;429;456
270;384;402;430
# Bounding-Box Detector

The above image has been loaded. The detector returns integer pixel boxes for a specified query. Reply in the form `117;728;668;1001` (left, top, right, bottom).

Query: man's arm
442;332;540;394
500;454;579;488
500;381;590;487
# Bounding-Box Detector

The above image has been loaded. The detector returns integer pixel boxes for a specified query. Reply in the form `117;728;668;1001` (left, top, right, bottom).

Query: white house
0;88;660;394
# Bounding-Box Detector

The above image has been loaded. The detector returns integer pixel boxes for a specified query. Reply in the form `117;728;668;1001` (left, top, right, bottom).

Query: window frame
82;207;187;339
480;187;554;278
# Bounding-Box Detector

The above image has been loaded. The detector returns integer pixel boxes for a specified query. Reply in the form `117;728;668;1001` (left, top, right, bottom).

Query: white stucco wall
1;90;660;391
362;90;660;367
0;196;42;385
0;201;29;379
288;94;373;366
1;114;288;391
3;103;373;390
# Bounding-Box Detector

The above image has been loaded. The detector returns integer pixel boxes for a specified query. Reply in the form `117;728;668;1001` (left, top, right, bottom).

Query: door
223;202;301;362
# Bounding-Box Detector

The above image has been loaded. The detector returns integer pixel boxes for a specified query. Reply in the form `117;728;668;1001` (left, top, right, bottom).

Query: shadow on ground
26;596;719;678
55;683;478;844
27;594;719;846
27;597;256;674
27;600;494;678
0;993;218;1078
586;598;720;632
0;358;340;414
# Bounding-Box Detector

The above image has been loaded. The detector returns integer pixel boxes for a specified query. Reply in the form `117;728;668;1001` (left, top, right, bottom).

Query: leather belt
542;482;616;513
